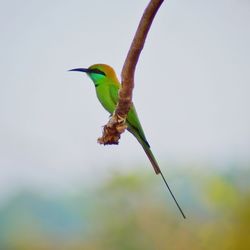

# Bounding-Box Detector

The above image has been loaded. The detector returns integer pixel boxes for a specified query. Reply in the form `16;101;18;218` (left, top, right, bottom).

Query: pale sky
0;0;249;200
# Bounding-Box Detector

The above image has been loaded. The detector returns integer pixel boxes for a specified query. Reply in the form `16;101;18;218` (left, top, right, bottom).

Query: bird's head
69;64;119;86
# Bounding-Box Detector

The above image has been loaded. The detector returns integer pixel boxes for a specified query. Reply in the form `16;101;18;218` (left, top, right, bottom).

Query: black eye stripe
90;69;106;76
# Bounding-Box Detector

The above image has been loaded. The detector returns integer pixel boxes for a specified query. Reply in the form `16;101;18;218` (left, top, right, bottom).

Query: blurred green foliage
0;167;249;250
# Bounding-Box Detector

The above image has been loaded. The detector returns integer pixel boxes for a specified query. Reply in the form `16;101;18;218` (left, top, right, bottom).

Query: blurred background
0;0;249;249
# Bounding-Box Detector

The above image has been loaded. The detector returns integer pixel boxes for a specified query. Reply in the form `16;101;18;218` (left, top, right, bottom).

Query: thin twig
98;0;164;145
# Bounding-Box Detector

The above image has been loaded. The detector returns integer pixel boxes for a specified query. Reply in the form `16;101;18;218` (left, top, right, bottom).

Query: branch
98;0;164;145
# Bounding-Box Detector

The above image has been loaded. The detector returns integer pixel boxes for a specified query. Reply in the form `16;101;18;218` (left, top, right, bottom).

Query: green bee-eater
70;64;185;218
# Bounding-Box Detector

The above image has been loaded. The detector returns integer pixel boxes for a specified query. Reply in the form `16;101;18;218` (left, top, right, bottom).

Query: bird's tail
140;142;161;175
132;131;186;218
127;126;161;174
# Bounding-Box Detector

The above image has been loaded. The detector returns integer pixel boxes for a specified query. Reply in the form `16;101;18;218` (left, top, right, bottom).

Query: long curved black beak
68;68;91;73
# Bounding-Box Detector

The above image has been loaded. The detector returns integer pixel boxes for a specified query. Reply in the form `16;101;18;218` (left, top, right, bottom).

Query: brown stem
98;0;164;145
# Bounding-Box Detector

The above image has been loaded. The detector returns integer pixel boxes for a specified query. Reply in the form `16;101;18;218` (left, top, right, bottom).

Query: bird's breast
95;85;116;114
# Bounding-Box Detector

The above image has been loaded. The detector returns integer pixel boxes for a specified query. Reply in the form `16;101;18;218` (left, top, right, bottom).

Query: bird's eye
91;69;106;76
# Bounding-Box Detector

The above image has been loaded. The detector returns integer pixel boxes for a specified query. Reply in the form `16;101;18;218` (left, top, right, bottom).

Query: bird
69;64;185;218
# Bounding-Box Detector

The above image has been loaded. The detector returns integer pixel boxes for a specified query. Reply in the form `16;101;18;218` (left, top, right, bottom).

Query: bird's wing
127;104;150;147
109;84;150;147
109;83;119;104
